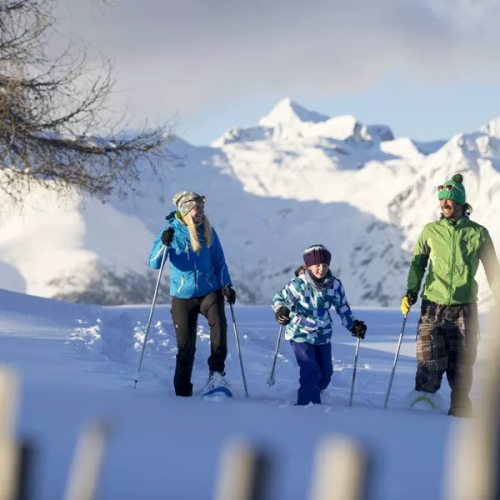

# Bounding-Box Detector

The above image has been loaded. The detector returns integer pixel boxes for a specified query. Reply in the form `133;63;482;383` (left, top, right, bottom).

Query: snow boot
204;371;230;392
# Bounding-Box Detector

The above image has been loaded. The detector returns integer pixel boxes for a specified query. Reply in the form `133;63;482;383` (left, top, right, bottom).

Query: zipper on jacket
184;239;197;292
448;224;457;305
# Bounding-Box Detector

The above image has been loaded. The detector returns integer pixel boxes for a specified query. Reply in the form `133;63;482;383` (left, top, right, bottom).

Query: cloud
55;0;500;125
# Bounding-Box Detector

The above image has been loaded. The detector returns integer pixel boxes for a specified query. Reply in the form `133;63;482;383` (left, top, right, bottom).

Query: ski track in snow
67;304;447;411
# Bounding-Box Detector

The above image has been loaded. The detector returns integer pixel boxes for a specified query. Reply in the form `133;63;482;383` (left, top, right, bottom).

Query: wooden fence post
64;420;109;500
0;367;21;500
444;305;500;499
309;437;369;500
215;440;271;500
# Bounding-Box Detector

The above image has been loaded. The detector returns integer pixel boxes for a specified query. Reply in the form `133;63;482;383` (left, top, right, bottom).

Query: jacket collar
303;269;333;291
166;211;204;232
440;215;469;227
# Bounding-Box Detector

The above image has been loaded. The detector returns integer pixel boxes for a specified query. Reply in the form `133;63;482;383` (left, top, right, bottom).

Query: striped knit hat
303;244;331;267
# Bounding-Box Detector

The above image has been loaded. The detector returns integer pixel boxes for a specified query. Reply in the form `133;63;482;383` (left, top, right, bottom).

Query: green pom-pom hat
438;173;466;205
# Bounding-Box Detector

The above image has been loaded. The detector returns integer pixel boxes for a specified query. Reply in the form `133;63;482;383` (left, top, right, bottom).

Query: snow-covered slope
0;98;499;307
1;288;495;499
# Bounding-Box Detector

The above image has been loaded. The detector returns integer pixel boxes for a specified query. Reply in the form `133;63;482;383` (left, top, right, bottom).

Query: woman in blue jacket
149;191;236;397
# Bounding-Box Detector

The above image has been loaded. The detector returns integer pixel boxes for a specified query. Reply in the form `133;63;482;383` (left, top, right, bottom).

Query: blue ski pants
290;340;333;405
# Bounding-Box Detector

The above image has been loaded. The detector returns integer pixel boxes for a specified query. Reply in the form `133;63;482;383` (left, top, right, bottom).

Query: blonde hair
184;213;213;254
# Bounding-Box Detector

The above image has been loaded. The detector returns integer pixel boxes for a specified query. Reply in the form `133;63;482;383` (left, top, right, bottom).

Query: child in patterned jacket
272;244;367;406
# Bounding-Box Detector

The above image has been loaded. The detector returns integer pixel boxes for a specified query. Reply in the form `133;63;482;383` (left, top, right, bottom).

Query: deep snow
0;288;493;499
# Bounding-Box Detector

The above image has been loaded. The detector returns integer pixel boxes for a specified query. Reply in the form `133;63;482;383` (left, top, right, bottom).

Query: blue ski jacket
149;211;232;299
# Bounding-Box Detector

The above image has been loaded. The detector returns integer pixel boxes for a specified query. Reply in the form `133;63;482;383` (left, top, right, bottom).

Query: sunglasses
437;184;455;192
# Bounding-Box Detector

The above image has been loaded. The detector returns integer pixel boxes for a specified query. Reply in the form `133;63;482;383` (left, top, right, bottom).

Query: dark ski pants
290;340;333;405
171;290;228;396
415;300;478;400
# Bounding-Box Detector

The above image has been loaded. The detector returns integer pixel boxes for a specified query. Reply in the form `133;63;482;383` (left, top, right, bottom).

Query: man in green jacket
401;173;500;417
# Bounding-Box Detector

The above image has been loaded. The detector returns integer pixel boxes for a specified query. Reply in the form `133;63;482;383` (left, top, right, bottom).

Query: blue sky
60;0;500;145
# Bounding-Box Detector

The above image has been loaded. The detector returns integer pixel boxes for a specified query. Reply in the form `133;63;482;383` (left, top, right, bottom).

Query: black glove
406;291;418;306
275;306;291;325
223;285;236;305
350;320;367;339
161;227;175;246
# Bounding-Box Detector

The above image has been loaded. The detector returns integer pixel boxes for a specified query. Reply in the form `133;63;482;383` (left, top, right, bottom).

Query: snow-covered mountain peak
258;98;329;127
258;99;394;144
312;115;394;143
319;114;360;140
481;117;500;138
211;99;396;147
435;129;500;162
1;103;499;309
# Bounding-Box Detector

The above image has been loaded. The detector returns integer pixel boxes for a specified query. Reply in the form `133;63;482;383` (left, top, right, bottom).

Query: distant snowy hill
0;98;499;307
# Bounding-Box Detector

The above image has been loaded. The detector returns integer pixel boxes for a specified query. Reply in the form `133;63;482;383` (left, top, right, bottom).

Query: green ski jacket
407;217;500;305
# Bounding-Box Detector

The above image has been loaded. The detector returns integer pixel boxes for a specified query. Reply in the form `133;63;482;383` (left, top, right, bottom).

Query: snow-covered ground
0;288;494;499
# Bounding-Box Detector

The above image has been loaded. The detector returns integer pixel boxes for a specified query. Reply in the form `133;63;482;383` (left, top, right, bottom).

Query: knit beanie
303;244;331;267
438;174;466;205
173;191;206;217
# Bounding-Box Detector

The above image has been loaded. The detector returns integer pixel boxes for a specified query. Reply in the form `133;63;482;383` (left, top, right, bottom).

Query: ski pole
384;315;408;409
267;324;283;386
133;246;168;388
228;300;249;398
348;337;361;406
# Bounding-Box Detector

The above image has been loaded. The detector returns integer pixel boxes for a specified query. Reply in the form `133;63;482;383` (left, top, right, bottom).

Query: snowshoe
201;371;233;399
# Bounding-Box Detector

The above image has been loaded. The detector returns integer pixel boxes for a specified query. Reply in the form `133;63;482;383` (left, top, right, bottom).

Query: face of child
309;263;329;279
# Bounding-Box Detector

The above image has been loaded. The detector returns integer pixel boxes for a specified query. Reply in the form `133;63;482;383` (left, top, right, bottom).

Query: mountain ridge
0;100;498;308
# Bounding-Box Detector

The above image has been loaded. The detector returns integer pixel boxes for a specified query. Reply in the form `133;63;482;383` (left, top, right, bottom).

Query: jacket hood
165;210;177;221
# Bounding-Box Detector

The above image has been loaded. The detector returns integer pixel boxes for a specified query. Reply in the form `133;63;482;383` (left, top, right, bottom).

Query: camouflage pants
415;300;479;394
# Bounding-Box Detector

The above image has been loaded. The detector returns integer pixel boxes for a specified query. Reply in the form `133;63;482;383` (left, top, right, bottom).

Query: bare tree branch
0;0;176;201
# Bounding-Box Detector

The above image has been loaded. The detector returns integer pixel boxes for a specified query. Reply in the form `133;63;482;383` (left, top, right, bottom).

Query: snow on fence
0;308;499;500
